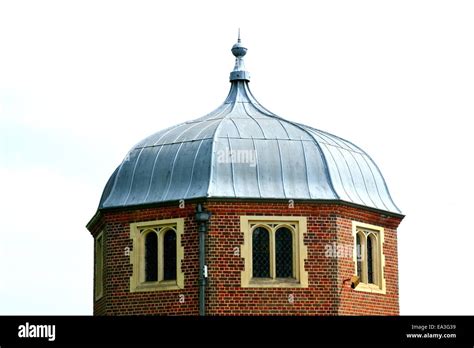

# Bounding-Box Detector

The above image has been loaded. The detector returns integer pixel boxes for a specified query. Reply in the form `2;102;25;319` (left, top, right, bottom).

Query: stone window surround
240;216;308;288
352;221;386;294
94;230;104;300
129;218;185;292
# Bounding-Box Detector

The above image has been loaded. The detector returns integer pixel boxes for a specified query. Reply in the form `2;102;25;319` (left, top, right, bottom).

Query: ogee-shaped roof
98;36;400;214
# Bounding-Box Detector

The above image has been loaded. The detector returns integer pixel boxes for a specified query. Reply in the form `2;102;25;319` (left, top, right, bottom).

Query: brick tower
86;35;403;315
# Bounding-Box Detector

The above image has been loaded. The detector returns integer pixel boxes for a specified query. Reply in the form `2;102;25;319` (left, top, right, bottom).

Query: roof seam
241;100;267;138
136;137;214;149
300;139;313;198
310;126;400;213
345;148;378;208
122;147;145;205
228;117;242;138
319;143;352;202
276;139;288;199
332;145;368;206
357;152;391;212
206;97;234;197
269;117;341;200
227;136;237;197
161;142;185;201
183;139;206;199
251;136;263;198
143;144;166;203
318;141;365;154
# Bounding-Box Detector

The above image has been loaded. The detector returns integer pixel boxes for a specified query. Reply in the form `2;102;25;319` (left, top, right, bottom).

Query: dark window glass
367;235;374;284
145;232;158;282
252;227;270;278
96;236;103;278
356;234;362;280
275;227;293;278
95;235;103;295
163;230;177;280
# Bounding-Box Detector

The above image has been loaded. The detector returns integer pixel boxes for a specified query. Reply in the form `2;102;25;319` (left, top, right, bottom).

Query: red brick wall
90;204;200;315
87;200;402;315
335;208;401;315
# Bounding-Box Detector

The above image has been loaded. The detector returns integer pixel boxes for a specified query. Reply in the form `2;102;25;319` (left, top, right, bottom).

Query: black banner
0;315;473;346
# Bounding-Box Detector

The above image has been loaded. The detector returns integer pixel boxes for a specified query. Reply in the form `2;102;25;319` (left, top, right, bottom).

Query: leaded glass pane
367;235;374;284
275;227;293;278
356;234;362;280
163;230;177;280
145;232;158;282
252;227;270;278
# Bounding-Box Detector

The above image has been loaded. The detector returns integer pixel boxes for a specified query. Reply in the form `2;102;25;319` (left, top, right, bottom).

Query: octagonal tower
87;35;403;316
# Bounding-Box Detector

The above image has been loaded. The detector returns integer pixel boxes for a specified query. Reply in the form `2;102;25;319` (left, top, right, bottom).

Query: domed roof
99;37;400;214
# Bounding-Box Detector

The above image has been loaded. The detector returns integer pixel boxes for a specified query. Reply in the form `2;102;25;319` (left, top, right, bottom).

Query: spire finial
230;30;250;81
231;31;247;58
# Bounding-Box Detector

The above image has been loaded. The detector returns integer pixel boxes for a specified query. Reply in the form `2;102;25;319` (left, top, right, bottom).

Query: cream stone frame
130;218;184;292
94;231;104;300
352;221;386;294
240;216;308;288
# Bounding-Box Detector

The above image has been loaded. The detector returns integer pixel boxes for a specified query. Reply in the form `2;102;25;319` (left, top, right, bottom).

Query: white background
1;0;473;314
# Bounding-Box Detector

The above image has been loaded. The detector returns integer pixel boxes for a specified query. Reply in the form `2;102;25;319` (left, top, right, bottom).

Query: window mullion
362;235;368;284
270;226;276;279
292;228;297;279
140;232;145;283
158;231;163;282
375;237;380;287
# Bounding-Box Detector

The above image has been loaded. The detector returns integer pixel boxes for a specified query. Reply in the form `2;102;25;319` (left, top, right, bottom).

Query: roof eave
95;197;404;220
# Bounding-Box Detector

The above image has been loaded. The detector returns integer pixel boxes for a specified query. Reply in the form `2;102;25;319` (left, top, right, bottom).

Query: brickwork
87;200;402;315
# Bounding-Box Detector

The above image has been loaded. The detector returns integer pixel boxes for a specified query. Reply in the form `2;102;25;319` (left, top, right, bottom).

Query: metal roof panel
97;40;401;214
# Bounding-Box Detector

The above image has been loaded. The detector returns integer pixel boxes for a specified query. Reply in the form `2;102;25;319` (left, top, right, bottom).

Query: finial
230;30;250;81
231;31;247;58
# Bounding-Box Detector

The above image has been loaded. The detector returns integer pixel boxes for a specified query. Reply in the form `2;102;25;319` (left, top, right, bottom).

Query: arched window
240;217;308;288
163;229;177;281
356;233;362;281
367;234;375;284
252;227;270;278
275;227;293;278
145;232;158;282
130;219;184;292
352;223;385;293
